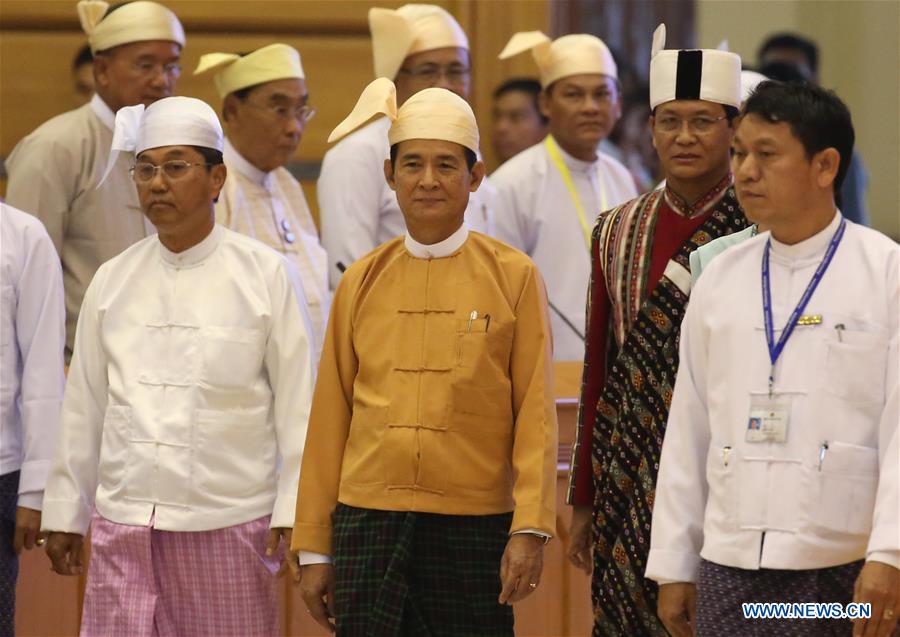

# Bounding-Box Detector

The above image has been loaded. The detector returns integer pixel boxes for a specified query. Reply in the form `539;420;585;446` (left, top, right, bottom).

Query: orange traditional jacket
293;231;558;555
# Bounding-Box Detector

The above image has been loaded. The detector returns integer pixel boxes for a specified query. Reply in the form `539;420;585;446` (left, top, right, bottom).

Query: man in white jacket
647;81;898;637
41;96;315;637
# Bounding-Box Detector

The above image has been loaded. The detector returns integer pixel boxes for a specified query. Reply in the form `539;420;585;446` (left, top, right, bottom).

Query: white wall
698;0;899;239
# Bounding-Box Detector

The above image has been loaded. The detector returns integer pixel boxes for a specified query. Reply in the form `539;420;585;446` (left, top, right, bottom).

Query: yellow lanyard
544;135;608;250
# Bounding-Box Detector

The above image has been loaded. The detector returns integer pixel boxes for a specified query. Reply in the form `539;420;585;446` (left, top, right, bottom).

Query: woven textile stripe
590;188;747;637
332;504;514;637
81;513;280;637
0;471;19;637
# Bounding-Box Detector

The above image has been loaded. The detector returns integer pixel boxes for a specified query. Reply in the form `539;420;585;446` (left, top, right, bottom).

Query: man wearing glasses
566;25;750;635
40;96;315;636
491;32;639;362
194;44;330;353
317;3;494;289
4;0;184;362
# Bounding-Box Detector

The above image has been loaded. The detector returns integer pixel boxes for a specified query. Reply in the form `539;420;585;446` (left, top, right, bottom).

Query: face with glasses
133;145;226;247
224;78;312;173
651;100;734;187
394;47;471;104
93;40;181;112
540;74;621;160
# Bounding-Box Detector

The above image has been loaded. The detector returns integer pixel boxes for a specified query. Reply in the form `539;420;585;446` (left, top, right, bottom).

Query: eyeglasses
130;160;212;183
654;115;728;134
130;61;182;79
397;64;471;85
245;101;317;124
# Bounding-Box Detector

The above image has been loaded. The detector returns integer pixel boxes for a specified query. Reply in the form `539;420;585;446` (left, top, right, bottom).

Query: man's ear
468;160;486;193
93;53;110;90
210;164;228;203
538;89;551;120
814;147;840;190
384;158;397;191
222;94;240;125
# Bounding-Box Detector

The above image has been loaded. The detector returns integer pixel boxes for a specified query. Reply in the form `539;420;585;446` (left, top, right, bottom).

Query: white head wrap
498;31;617;88
194;43;305;99
99;96;223;185
740;70;768;104
368;4;469;80
649;24;742;109
77;0;185;55
327;77;478;153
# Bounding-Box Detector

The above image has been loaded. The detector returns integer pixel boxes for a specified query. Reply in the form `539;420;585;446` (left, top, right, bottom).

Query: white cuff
298;550;333;565
17;491;43;511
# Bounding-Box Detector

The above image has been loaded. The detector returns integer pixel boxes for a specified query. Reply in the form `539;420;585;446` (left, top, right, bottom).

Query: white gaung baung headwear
99;96;223;185
368;4;469;80
77;0;185;55
740;70;768;104
649;24;741;109
194;43;305;100
498;31;617;88
327;77;479;154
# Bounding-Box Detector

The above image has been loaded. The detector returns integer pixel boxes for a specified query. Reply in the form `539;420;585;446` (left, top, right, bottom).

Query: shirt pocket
193;406;274;503
98;405;132;491
823;330;889;405
456;317;515;386
200;326;266;389
811;441;878;536
704;444;737;531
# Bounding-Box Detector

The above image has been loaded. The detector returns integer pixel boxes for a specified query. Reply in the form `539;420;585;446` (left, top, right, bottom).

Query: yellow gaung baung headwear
328;77;478;154
499;31;617;88
193;43;305;100
368;4;469;80
77;0;185;55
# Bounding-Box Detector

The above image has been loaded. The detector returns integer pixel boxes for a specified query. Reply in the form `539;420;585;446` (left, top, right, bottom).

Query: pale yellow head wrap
499;31;617;88
328;77;478;153
193;44;305;99
368;4;469;80
77;0;185;55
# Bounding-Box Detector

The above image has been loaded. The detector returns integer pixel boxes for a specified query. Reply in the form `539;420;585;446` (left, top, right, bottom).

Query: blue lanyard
762;218;846;395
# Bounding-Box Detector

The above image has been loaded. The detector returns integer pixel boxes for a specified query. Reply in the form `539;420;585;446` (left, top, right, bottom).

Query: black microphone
336;261;347;273
548;300;585;342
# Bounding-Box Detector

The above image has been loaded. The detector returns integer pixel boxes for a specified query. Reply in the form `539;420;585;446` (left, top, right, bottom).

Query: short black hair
759;61;810;85
389;143;477;171
494;78;547;124
73;43;93;70
192;146;224;169
758;33;819;76
742;81;853;194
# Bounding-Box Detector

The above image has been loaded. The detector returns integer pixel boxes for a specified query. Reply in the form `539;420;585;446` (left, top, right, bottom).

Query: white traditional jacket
42;226;315;534
491;137;637;361
646;213;899;584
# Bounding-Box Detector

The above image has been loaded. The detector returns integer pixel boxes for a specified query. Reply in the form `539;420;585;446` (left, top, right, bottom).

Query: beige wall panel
0;1;403;31
697;0;899;239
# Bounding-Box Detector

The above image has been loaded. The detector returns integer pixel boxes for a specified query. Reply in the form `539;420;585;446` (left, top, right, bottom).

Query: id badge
746;394;790;443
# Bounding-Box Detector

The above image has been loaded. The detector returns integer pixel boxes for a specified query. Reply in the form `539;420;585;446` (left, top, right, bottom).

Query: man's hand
299;563;335;633
852;561;899;637
567;504;593;574
657;582;697;637
498;533;545;605
266;527;300;581
13;507;44;554
45;532;85;576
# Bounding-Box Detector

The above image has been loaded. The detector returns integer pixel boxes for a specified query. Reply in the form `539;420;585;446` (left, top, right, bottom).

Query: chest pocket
201;326;266;389
824;329;889;405
456;316;514;373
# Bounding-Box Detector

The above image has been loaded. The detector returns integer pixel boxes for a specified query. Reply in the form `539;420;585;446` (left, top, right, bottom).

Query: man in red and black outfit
566;24;750;636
